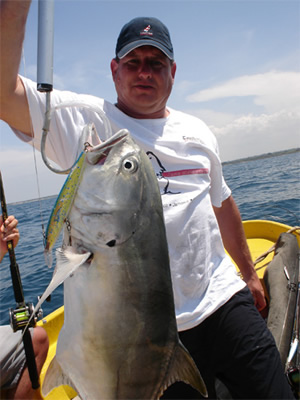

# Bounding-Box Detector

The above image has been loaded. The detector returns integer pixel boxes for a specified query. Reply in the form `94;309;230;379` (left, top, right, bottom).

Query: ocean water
0;150;299;325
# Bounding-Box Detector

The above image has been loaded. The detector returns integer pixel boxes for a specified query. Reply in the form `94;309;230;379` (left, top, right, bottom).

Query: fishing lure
45;150;86;255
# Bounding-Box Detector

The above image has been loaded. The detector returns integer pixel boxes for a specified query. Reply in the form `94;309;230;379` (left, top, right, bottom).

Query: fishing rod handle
23;328;40;389
0;172;25;304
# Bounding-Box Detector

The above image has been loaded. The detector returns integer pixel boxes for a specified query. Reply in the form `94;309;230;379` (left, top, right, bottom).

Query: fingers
2;227;19;242
256;294;267;312
1;215;18;231
251;287;267;318
0;215;19;246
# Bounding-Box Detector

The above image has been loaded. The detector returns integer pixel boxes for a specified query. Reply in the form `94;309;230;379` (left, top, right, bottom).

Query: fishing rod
0;172;40;390
37;0;54;93
37;0;60;172
37;0;113;177
37;0;79;174
37;0;68;174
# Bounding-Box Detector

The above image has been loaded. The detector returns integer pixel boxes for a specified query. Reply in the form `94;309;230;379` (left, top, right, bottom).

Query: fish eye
122;158;138;173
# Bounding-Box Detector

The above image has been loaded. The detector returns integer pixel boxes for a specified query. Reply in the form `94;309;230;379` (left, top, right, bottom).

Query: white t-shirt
14;77;245;331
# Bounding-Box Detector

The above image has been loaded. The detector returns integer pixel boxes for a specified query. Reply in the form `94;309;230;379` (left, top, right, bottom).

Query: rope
254;226;300;267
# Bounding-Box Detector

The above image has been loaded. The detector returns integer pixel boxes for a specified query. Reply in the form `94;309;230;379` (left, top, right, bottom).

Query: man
0;1;294;398
0;215;49;399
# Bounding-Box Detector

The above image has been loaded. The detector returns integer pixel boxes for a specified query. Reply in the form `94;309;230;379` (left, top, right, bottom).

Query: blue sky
0;0;299;203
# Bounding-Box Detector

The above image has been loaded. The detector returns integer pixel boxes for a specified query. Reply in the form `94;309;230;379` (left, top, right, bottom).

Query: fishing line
21;32;47;245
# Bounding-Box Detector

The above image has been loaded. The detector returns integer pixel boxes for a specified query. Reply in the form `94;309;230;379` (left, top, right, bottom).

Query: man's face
111;46;176;119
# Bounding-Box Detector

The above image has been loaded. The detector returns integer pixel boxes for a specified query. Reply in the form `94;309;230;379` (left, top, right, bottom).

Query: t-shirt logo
147;151;209;196
147;151;180;195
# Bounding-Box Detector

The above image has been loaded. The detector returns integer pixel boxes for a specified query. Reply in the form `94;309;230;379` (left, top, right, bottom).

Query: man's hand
244;272;267;312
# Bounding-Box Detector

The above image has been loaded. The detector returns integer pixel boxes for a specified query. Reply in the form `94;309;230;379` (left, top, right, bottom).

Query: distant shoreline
222;147;299;166
9;148;299;205
9;194;57;206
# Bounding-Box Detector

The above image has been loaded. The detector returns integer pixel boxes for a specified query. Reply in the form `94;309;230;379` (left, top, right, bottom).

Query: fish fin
160;341;208;398
42;356;77;396
20;248;91;347
33;248;91;317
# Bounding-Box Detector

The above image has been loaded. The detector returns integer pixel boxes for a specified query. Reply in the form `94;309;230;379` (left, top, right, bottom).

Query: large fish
37;128;207;399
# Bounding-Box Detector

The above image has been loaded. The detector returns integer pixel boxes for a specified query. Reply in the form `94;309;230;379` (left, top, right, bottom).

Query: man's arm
213;195;267;311
0;0;32;135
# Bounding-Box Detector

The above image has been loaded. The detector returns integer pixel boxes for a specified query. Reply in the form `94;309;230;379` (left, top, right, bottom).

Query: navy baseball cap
116;17;174;60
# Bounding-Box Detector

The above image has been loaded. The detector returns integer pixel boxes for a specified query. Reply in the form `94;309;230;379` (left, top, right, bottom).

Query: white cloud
209;110;300;161
186;71;300;113
0;147;65;204
183;108;239;128
183;70;300;161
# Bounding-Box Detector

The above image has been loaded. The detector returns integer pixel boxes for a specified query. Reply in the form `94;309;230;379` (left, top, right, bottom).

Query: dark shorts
162;287;294;399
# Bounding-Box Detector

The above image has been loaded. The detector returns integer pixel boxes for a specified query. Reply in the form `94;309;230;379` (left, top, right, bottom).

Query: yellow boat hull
37;306;75;400
36;219;300;399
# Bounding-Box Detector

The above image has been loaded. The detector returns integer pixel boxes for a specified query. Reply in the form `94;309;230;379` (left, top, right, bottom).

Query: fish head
68;129;158;252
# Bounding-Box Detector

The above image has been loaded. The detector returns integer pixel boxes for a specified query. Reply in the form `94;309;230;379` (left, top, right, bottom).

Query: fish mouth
87;129;129;165
87;253;94;262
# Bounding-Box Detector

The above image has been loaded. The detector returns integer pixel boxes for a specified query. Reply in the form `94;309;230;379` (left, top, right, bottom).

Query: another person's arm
214;195;266;311
0;215;19;262
0;215;49;400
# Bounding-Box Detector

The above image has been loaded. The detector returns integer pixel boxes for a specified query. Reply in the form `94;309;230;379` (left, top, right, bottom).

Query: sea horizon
7;147;299;206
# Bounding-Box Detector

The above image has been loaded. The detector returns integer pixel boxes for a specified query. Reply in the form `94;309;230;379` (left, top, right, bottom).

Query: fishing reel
9;302;42;332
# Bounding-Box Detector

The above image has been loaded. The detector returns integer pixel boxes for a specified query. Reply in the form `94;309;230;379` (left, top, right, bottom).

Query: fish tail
161;341;208;398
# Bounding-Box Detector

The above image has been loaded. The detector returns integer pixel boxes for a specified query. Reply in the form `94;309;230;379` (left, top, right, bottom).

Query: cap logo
140;25;153;36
